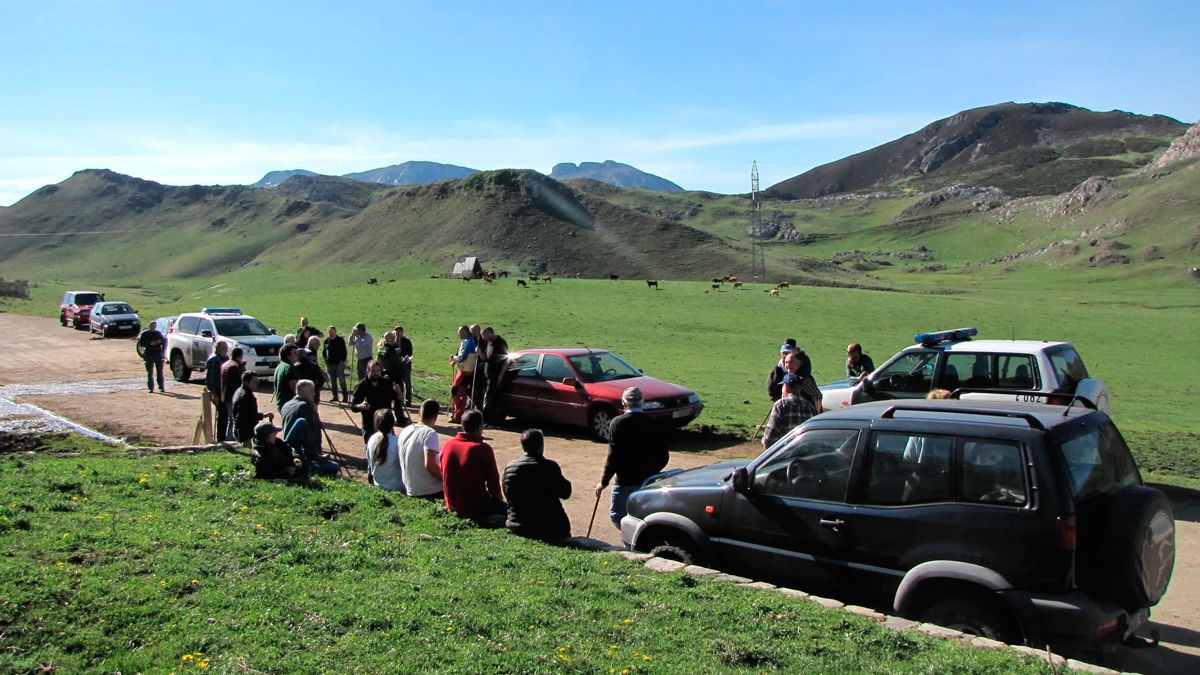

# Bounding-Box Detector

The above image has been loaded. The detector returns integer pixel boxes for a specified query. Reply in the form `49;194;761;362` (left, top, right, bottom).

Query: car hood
97;312;138;321
644;459;748;489
584;376;693;400
819;378;856;391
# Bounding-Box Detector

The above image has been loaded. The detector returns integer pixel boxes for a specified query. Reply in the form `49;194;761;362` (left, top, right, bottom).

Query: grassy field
0;436;1046;673
5;266;1198;489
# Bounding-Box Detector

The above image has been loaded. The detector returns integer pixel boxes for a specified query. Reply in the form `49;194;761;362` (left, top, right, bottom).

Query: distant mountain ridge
251;161;477;189
551;160;683;192
254;169;317;188
767;102;1189;199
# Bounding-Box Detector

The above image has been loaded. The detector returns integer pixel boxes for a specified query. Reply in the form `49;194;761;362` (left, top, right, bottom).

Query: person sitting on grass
231;371;271;445
440;409;506;526
366;409;405;492
250;421;307;481
280;379;340;476
503;429;572;541
399;399;443;499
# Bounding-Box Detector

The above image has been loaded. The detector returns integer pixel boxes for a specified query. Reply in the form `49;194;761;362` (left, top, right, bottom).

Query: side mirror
200;330;213;339
732;467;751;494
269;328;277;335
638;368;644;374
561;377;579;387
861;377;876;394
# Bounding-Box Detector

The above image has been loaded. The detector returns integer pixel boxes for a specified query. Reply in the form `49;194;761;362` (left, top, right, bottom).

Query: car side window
176;316;199;335
507;353;540;378
863;432;953;505
539;356;573;382
753;429;859;502
871;351;937;395
197;319;214;336
944;353;993;390
961;439;1027;505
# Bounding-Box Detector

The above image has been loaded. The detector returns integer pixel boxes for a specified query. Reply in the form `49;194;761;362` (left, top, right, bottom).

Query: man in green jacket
273;344;300;413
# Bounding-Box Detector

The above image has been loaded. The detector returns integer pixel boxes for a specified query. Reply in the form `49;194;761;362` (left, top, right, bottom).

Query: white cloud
0;112;929;204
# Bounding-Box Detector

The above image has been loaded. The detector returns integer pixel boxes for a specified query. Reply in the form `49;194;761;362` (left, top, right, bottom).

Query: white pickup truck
820;327;1109;412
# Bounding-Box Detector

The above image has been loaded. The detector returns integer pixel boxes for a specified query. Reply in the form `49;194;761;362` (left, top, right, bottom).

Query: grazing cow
517;279;528;288
367;277;378;285
768;288;779;297
711;283;721;291
777;281;790;290
711;277;723;284
646;280;659;289
733;281;743;289
542;276;553;283
498;270;509;278
729;276;738;283
609;273;620;281
483;275;494;284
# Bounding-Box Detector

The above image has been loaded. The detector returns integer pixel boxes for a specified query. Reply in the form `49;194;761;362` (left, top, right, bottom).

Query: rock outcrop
1151;122;1200;168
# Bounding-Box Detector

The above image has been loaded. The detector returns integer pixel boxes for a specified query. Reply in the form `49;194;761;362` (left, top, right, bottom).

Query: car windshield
568;352;641;383
74;293;101;305
214;317;272;337
100;303;133;315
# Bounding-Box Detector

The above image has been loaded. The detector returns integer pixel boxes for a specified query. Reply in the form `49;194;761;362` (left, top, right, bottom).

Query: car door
193;318;215;366
714;428;863;592
536;355;590;425
857;349;939;403
501;353;543;418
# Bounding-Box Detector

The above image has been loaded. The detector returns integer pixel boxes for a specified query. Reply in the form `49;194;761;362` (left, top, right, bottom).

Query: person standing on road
232;371;271;445
205;341;230;442
761;373;817;449
273;344;300;413
351;360;401;441
137;323;167;393
440;410;505;525
846;342;875;382
395;327;414;408
323;325;349;403
785;349;824;414
504;429;572;541
480;326;509;417
349;323;373;383
280;379;340;476
296;316;323;345
448;325;477;424
594;387;669;529
766;339;798;402
297;336;327;404
398;399;443;499
376;332;404;382
366;409;405;492
220;347;247;441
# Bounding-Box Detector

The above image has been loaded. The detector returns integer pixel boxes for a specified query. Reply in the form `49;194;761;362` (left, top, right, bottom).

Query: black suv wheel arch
895;562;1026;643
633;513;712;565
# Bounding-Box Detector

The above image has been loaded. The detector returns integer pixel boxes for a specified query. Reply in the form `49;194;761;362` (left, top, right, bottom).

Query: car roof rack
880;404;1045;430
949;388;1097;411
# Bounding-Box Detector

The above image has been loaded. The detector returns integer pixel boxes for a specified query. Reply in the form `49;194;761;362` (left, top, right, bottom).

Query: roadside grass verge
0;438;1044;673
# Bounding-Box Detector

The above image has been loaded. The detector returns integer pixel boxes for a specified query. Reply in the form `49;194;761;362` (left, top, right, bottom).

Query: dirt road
1;312;1195;672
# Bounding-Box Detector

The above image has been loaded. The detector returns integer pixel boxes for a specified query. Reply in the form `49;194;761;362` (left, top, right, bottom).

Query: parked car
59;290;105;330
621;398;1174;649
166;308;283;382
136;316;177;358
820;327;1109;413
491;348;703;440
88;301;141;338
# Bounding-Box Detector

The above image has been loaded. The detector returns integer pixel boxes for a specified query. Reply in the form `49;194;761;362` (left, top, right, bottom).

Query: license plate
119;321;131;326
672;409;690;419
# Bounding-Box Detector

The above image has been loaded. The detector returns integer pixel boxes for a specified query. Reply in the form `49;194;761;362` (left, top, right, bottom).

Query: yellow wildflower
181;654;194;662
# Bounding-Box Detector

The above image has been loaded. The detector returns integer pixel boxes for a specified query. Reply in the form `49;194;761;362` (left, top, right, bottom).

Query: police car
820;327;1109;412
166;308;285;382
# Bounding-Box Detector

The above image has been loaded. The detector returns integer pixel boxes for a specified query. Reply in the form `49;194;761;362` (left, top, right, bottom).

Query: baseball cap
621;386;644;403
779;344;793;354
255;421;282;439
781;373;801;386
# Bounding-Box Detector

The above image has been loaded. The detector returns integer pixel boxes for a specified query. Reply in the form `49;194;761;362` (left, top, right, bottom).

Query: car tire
589;406;616;442
647;538;698;566
920;593;1020;644
73;318;88;331
170;352;191;383
1079;486;1175;611
60;312;67;327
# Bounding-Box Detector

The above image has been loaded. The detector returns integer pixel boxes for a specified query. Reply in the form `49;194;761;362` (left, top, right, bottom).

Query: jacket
251;436;306;480
322;336;348;365
205;353;229;398
231;385;265;443
766;361;787;402
138;329;165;361
350;332;374;360
503;454;571;539
280;396;322;459
601;411;669;487
220;359;244;404
376;343;404;378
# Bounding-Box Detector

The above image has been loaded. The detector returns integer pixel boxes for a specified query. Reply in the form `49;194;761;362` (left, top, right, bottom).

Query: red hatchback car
59;290;104;330
491;348;703;440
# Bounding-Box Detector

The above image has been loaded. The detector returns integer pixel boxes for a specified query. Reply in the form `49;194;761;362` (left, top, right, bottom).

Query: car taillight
167;326;173;334
1056;515;1077;552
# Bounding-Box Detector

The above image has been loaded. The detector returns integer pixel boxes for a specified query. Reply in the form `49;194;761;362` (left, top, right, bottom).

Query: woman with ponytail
366;409;405;492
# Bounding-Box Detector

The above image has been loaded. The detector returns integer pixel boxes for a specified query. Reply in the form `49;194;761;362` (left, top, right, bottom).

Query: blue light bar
201;307;243;315
914;327;977;345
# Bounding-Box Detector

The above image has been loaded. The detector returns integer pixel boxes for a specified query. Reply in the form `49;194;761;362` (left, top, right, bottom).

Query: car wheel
170;352;191;383
60;312;67;327
645;532;700;565
588;406;616;442
920;594;1020;644
73;318;87;331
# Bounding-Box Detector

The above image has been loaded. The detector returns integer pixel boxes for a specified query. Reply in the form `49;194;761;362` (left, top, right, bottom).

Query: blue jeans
609;484;639;529
327;361;348;398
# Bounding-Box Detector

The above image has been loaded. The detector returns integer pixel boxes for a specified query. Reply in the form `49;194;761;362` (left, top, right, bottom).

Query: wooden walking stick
585;489;602;538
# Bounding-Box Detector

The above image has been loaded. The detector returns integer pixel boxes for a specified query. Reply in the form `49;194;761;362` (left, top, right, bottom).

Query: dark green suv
621;399;1175;648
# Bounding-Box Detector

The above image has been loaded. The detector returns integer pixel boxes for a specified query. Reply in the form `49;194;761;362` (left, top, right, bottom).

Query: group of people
448;324;508;423
760;340;873;448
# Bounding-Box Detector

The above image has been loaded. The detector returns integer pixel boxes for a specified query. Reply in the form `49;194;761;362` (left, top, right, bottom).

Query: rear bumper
1004;590;1144;646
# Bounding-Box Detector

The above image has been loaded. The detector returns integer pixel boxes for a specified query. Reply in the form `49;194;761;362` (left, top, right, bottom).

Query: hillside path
1;312;1196;673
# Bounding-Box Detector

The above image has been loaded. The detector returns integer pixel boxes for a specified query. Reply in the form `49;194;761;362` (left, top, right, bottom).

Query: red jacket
440;432;502;518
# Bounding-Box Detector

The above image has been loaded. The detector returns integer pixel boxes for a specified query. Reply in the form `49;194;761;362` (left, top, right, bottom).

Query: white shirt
398;423;442;496
366;432;405;492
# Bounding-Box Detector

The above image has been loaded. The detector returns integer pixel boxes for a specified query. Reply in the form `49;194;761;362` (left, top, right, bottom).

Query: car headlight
643;401;666;410
688;393;701;404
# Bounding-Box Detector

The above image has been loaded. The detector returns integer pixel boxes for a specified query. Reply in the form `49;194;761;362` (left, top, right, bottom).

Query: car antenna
1062;394;1078;416
576;341;594;355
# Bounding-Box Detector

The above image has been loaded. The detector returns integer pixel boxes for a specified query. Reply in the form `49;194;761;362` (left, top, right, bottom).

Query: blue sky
1;1;1197;204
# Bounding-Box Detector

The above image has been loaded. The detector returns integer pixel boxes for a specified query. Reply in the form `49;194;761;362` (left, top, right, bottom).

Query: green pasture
5;269;1197;488
0;439;1045;673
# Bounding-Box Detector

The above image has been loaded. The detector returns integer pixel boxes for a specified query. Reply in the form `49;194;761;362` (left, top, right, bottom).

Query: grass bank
0;437;1043;672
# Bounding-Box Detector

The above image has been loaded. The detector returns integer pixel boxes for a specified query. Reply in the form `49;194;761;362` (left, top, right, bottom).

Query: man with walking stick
593;387;668;530
448;325;477;424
